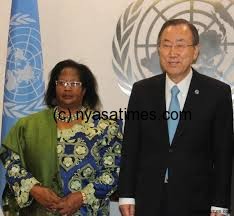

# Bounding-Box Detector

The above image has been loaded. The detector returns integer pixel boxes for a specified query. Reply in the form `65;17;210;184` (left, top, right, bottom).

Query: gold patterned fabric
1;110;122;216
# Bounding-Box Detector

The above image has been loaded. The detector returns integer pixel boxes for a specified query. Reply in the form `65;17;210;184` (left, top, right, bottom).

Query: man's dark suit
119;69;233;216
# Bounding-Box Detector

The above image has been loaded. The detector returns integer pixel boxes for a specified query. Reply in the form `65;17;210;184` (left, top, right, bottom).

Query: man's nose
168;45;179;56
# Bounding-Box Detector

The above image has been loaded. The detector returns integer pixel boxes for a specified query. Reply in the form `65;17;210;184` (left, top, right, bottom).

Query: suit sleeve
118;83;141;198
212;85;233;208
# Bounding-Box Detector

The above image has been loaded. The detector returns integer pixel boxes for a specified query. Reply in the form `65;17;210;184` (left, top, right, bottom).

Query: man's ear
193;44;200;62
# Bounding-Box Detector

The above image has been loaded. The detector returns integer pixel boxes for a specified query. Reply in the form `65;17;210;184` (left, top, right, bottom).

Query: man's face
158;24;199;82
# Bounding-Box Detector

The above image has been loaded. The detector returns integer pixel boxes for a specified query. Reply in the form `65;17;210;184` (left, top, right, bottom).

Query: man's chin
165;69;181;76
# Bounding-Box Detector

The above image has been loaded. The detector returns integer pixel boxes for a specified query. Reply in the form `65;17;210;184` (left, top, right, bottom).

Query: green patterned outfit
0;108;122;216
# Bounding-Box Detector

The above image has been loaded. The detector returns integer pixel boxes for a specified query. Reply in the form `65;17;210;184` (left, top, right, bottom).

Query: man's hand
54;192;83;216
30;185;61;210
119;204;135;216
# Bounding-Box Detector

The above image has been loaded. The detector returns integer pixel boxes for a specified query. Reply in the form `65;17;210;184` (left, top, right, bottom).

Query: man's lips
168;61;180;66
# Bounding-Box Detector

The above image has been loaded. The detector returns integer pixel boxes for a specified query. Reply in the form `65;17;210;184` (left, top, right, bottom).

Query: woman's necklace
54;106;86;123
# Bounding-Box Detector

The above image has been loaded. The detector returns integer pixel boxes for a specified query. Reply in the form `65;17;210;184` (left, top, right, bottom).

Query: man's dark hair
45;59;101;110
157;19;199;46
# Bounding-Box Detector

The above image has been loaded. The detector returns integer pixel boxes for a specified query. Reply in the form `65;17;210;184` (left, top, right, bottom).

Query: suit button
169;148;173;153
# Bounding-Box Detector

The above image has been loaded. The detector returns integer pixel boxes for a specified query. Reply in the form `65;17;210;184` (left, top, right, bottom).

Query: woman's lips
62;95;73;99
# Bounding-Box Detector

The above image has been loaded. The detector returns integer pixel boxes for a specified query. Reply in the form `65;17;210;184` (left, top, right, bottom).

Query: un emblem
4;13;45;118
112;0;234;98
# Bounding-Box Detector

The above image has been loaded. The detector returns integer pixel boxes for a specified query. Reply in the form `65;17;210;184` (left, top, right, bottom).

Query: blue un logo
3;13;45;118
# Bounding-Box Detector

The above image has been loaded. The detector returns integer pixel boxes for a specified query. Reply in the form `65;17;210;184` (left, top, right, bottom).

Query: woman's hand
55;192;83;216
30;185;61;210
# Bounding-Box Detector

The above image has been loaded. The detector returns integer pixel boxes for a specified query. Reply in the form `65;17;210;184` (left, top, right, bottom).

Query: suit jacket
118;69;233;216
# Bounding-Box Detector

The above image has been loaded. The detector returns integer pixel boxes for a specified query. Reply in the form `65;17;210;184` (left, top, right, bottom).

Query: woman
0;59;122;216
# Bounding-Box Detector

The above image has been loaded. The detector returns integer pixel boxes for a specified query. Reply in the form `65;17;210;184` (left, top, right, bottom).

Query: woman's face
56;67;86;110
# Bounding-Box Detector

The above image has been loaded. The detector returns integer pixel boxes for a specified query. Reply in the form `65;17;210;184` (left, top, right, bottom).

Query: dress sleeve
81;119;123;207
2;149;40;208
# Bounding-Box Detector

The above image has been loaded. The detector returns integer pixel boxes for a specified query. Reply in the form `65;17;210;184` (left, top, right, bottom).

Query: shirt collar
166;68;193;97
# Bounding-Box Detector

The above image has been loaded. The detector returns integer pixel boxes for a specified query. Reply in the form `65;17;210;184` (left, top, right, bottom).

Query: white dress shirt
165;69;192;111
119;69;229;215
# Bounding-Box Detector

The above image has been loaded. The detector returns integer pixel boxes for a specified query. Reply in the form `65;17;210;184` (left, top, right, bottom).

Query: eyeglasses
159;43;194;52
55;80;82;88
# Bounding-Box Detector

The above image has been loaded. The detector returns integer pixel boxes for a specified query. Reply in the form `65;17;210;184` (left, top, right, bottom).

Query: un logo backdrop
112;0;234;106
4;13;45;118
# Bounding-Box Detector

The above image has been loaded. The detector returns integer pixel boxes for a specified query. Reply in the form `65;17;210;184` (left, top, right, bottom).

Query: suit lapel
171;70;201;146
157;74;171;147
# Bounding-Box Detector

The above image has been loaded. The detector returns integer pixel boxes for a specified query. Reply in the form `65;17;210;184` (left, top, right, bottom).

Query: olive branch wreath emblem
112;0;144;95
4;13;45;118
3;98;45;118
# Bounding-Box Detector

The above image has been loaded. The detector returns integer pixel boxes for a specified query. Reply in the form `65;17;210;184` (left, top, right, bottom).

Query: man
118;19;233;216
